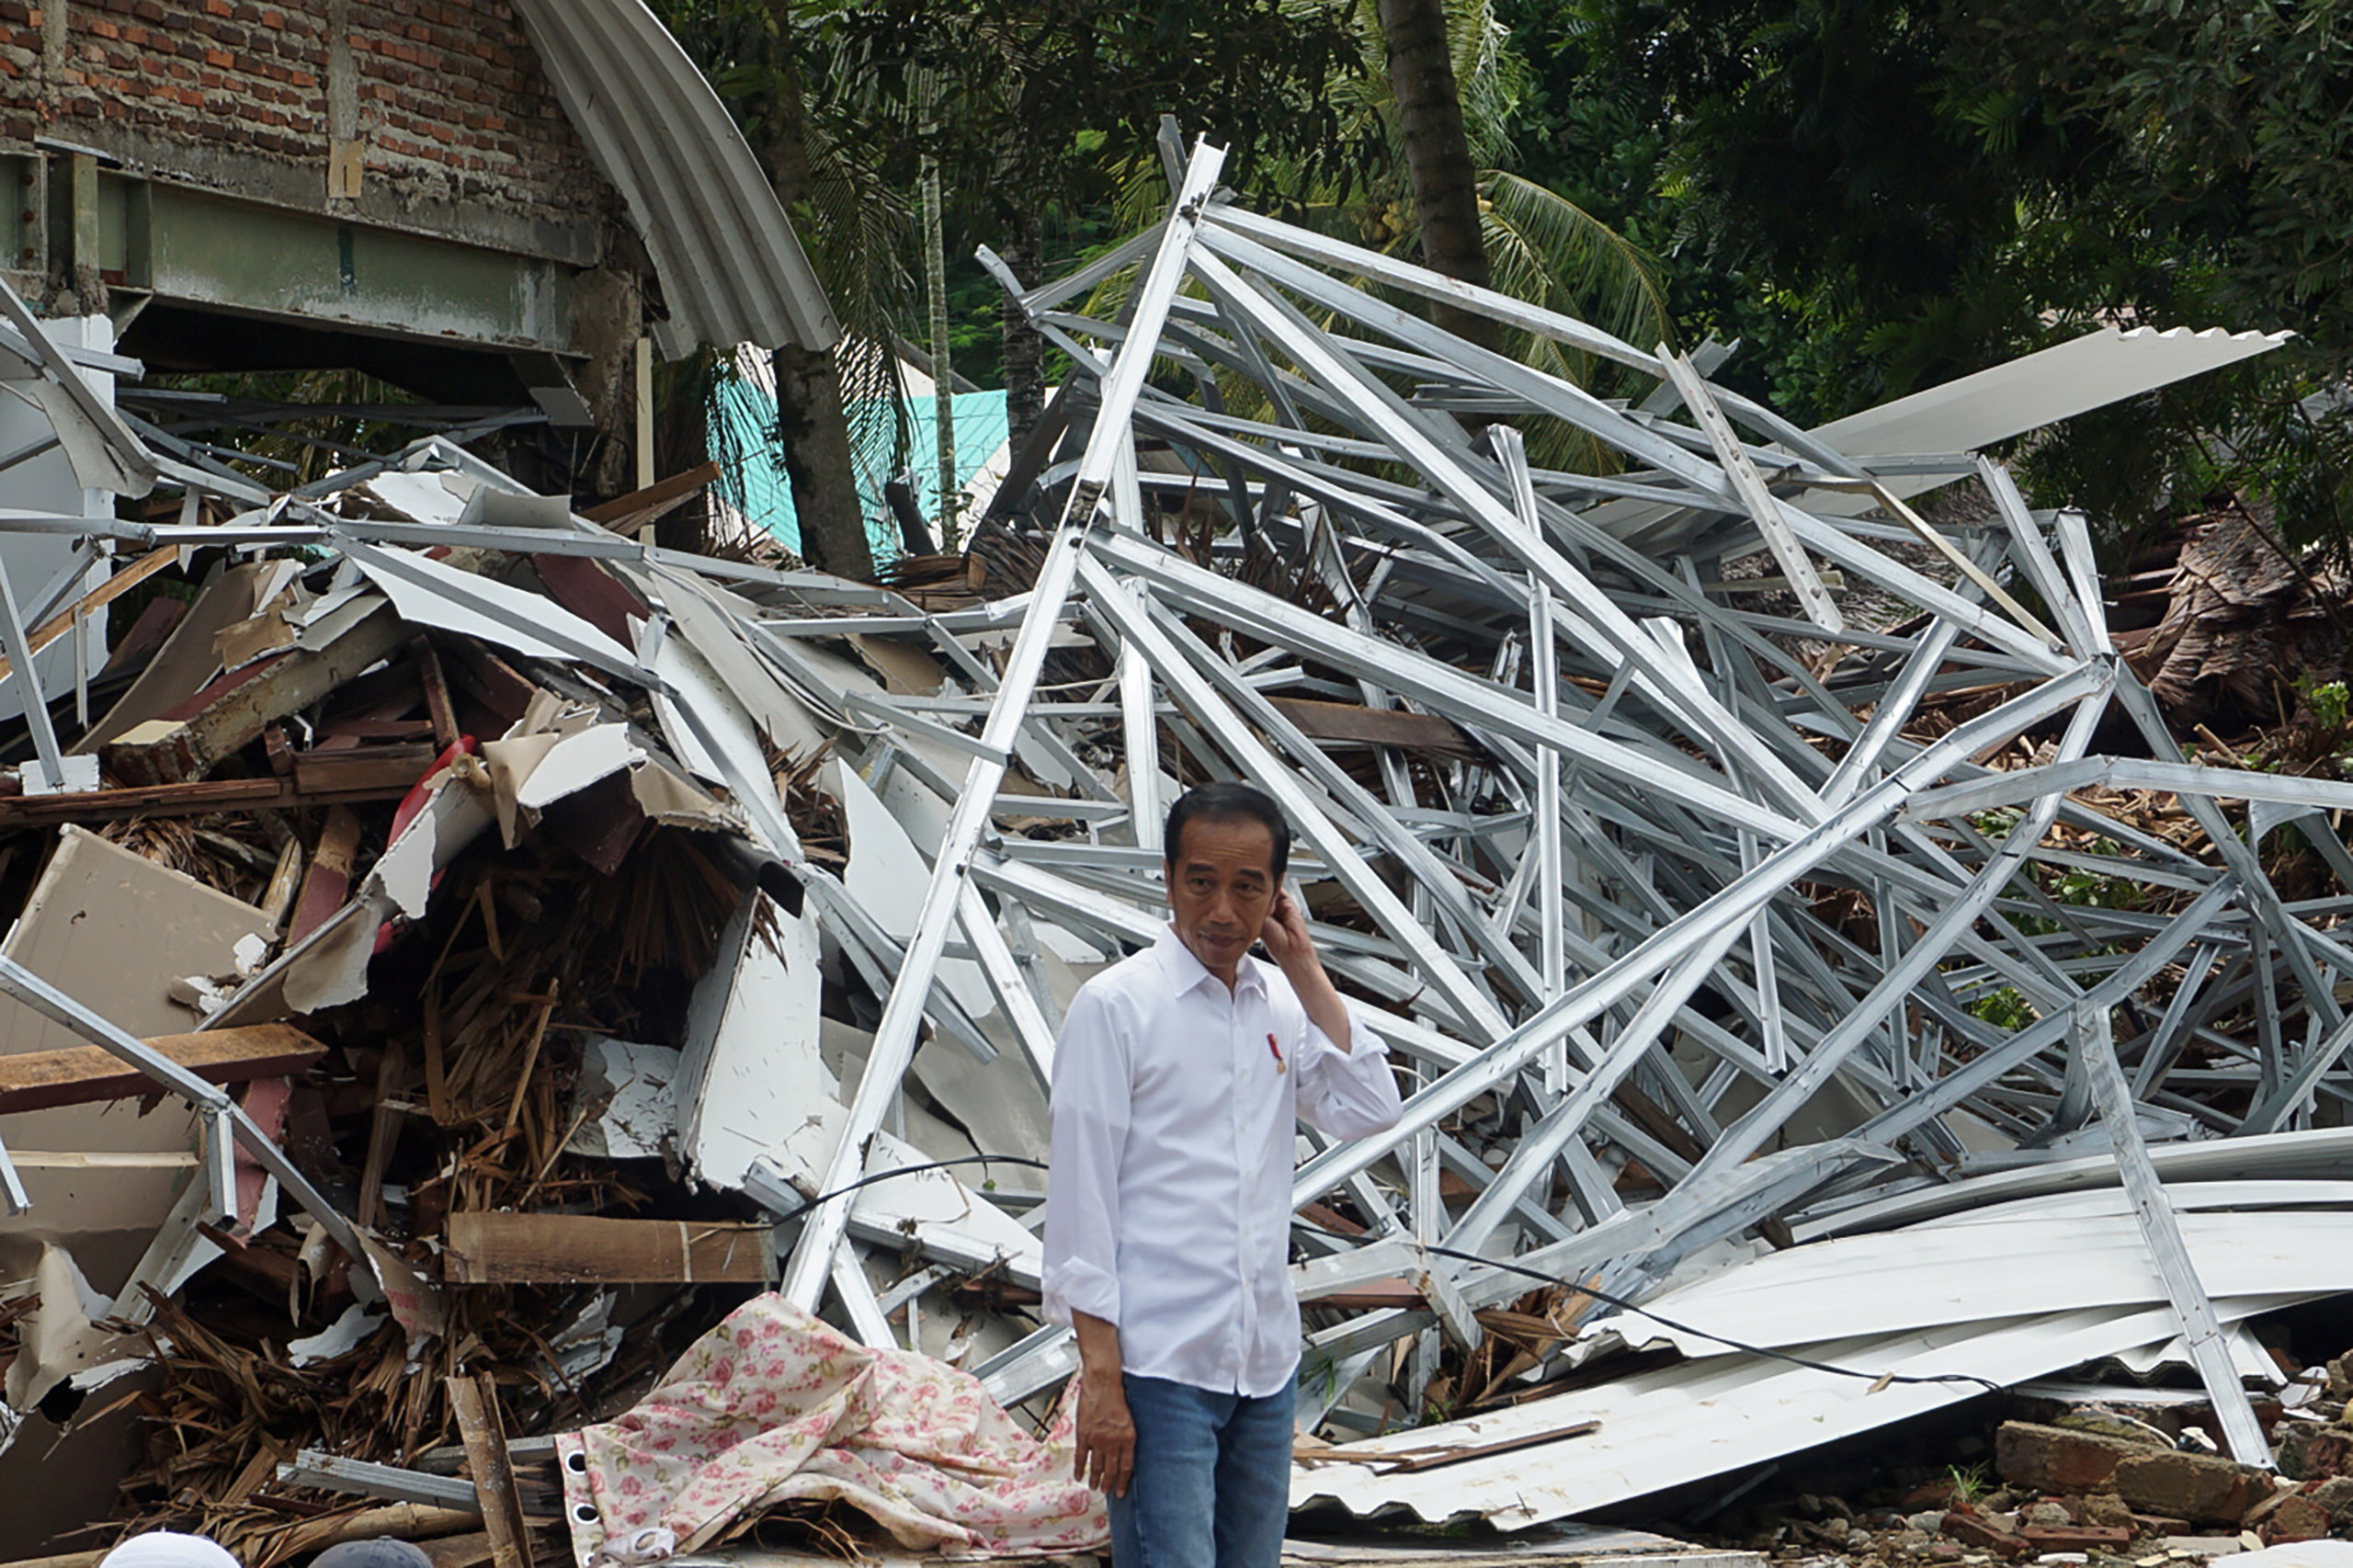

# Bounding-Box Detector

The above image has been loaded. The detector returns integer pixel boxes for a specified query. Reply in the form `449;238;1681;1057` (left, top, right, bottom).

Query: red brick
2019;1526;2135;1551
1941;1512;2031;1561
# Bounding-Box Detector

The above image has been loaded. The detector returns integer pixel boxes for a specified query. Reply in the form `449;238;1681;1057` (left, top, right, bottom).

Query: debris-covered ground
6;132;2353;1568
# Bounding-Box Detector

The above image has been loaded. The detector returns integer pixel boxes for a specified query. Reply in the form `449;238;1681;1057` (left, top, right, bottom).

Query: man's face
1165;814;1278;983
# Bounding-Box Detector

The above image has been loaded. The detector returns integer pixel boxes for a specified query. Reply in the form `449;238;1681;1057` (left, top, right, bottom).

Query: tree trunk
754;30;876;581
1376;0;1498;351
1000;209;1047;457
772;342;873;579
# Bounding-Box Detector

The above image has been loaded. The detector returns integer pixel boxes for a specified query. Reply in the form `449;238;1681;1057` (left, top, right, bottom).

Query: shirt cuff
1042;1256;1120;1328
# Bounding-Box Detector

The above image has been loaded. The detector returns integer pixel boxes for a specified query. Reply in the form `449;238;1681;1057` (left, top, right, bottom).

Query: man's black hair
1163;782;1291;880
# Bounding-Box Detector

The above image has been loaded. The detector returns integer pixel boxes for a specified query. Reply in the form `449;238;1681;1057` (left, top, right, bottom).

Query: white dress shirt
1042;924;1404;1397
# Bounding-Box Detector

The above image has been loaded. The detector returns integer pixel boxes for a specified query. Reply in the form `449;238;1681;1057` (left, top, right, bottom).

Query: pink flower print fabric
554;1294;1107;1562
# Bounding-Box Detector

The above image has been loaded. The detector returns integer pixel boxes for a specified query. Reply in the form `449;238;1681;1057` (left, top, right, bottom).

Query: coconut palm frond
795;113;917;478
1481;170;1672;356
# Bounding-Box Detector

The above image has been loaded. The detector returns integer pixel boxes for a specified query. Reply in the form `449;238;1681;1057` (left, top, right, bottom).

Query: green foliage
1969;985;2039;1032
1084;0;1672;473
1947;1461;1993;1504
790;0;1376;217
1495;0;2353;551
2308;680;2352;735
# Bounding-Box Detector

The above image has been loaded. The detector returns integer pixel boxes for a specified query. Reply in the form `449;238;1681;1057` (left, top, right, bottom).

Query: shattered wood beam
580;458;722;533
1262;697;1478;758
0;1024;327;1115
0;543;177;688
777;136;1229;1317
102;601;407;786
0;768;421;826
447;1373;537;1568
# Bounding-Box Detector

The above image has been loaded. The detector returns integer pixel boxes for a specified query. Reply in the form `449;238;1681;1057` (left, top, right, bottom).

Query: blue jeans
1108;1370;1295;1568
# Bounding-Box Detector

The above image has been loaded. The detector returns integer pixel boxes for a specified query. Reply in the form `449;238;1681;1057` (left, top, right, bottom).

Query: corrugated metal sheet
1621;1205;2350;1355
506;0;840;357
1795;1127;2353;1240
1293;1211;2353;1528
1811;325;2290;460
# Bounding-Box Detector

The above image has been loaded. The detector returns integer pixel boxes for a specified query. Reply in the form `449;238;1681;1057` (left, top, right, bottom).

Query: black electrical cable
780;1155;2003;1396
771;1153;1050;1221
1290;1220;2006;1394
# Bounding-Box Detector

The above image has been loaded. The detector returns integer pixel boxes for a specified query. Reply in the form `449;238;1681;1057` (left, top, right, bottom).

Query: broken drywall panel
0;826;277;1293
512;724;646;812
909;1029;1052;1174
847;631;949;698
628;758;743;831
565;1038;681;1161
289;1301;387;1368
0;1242;151;1421
844;1130;1044;1288
828;758;993;1017
639;614;794;855
640;563;836;760
351;469;474;528
675;889;828;1193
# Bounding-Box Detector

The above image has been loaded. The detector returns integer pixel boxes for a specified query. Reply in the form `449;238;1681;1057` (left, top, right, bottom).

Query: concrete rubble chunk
1998;1424;2275;1526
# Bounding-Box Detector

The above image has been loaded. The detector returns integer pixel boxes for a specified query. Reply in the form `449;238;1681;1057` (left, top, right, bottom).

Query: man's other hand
1074;1369;1136;1496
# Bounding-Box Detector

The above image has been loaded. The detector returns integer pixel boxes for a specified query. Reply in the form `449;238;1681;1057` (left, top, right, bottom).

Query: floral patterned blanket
554;1295;1107;1562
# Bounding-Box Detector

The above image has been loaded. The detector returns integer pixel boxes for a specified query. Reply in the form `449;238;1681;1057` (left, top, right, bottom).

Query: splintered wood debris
0;131;2344;1562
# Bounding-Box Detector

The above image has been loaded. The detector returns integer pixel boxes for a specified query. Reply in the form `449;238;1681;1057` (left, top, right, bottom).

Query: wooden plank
0;1024;327;1115
1267;696;1479;758
446;1373;534;1568
441;641;540;731
257;835;305;931
0;545;179;687
0;772;414;828
441;1212;776;1285
291;741;439;794
579;459;721;529
290;805;364;947
357;1035;406;1232
415;635;460;750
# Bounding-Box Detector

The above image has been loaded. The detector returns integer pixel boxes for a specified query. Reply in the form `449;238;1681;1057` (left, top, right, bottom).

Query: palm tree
1377;0;1495;347
1097;0;1671;469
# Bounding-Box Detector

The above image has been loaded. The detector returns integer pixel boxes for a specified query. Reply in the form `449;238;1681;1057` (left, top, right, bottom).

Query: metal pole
778;139;1229;1315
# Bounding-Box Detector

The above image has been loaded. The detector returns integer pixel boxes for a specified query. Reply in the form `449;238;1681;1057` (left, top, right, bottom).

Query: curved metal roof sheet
508;0;841;357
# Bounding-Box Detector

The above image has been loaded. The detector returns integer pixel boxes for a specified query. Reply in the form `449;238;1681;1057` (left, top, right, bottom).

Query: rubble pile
2;131;2353;1562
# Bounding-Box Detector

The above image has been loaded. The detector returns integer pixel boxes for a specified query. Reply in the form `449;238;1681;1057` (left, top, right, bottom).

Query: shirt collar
1154;922;1267;998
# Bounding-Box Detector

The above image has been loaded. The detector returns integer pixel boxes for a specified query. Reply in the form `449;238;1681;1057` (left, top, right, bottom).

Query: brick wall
342;1;607;225
0;6;40;146
0;0;616;242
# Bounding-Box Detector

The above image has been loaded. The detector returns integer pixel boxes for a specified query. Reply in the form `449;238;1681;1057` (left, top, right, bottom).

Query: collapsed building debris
0;126;2350;1565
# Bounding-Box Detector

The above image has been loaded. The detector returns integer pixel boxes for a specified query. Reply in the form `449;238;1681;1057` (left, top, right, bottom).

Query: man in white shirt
1043;782;1404;1567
